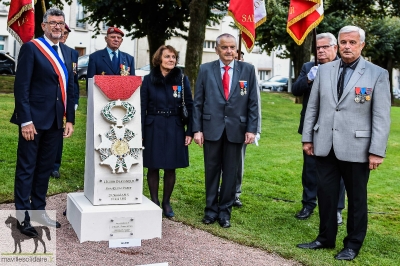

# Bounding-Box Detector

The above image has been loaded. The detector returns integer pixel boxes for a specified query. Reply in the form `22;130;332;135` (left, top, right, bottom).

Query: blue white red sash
31;38;68;113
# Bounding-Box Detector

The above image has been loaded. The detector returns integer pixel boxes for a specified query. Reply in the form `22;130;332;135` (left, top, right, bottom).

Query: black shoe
32;213;61;228
218;218;231;228
295;207;313;220
151;200;160;207
51;171;60;178
335;248;358;260
161;202;174;218
233;197;243;207
297;240;334;249
17;220;38;238
202;216;216;225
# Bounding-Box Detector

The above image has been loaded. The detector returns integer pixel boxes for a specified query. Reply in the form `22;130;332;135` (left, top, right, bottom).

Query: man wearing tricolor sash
10;8;75;238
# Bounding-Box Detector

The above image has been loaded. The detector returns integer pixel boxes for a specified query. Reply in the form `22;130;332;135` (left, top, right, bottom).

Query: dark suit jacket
292;57;339;134
292;61;315;134
192;60;258;143
63;45;80;105
87;48;135;78
10;40;75;129
71;49;80;105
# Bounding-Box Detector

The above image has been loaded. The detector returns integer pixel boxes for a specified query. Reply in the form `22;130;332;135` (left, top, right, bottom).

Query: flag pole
313;28;318;66
41;0;46;14
238;32;242;61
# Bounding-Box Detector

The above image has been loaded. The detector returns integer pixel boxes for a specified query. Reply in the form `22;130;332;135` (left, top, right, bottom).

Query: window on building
0;36;5;51
102;22;109;31
0;3;8;14
207;21;219;28
203;41;216;49
76;1;86;29
258;70;270;81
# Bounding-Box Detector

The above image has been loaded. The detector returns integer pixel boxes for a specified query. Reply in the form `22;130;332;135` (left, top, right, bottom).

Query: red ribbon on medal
94;75;142;100
355;87;361;94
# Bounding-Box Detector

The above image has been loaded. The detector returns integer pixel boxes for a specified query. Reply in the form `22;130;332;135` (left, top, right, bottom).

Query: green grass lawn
0;88;399;265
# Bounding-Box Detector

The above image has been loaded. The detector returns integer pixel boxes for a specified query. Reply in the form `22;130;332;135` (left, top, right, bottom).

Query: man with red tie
192;33;259;228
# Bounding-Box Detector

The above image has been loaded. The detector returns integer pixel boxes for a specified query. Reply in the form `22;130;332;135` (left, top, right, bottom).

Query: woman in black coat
141;45;193;218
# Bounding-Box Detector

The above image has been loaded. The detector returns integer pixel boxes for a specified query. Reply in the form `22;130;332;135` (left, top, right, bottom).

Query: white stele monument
67;75;162;243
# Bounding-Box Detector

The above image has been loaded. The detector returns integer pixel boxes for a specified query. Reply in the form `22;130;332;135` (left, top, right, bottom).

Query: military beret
107;27;124;37
65;23;71;32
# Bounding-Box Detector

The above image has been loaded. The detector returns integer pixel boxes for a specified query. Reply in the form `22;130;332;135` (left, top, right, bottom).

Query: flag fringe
228;10;255;53
7;27;24;45
286;14;324;45
255;16;267;28
287;1;320;27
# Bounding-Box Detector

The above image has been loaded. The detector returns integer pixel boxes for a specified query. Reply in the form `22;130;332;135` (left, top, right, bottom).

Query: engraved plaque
109;217;135;238
96;172;143;205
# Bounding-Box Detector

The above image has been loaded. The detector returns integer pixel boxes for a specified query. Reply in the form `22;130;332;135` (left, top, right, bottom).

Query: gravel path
1;193;301;266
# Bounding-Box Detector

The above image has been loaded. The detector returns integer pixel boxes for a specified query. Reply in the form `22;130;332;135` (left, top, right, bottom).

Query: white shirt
44;35;65;63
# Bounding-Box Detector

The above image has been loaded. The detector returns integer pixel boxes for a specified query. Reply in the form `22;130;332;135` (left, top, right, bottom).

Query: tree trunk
374;57;394;105
146;34;165;69
292;34;313;78
292;34;313;104
143;0;168;68
34;0;48;38
386;57;394;105
184;0;209;93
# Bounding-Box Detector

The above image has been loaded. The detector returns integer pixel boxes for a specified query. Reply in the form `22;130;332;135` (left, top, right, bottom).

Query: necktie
52;45;58;53
111;51;119;74
337;63;349;100
222;65;230;100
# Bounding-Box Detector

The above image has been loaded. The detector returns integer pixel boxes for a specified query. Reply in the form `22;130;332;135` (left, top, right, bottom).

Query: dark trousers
204;131;242;220
235;143;247;198
14;121;63;221
315;149;370;251
53;135;63;172
302;151;346;211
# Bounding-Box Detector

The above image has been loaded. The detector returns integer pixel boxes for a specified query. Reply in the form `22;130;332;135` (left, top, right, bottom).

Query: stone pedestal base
67;192;162;243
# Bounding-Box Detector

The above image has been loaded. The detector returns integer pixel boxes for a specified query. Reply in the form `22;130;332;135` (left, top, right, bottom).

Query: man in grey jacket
297;26;391;261
292;33;345;224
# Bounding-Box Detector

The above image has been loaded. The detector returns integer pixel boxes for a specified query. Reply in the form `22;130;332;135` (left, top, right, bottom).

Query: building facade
1;1;292;82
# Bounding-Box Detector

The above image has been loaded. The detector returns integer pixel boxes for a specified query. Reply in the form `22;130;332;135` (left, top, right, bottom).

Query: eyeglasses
316;44;334;51
45;21;65;27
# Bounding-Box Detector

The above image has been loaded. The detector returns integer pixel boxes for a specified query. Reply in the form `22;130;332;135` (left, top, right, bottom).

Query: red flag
7;0;36;45
254;0;267;28
287;0;324;45
229;0;267;53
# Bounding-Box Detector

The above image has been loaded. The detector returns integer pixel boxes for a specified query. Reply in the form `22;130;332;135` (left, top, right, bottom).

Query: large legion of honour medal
96;99;140;173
